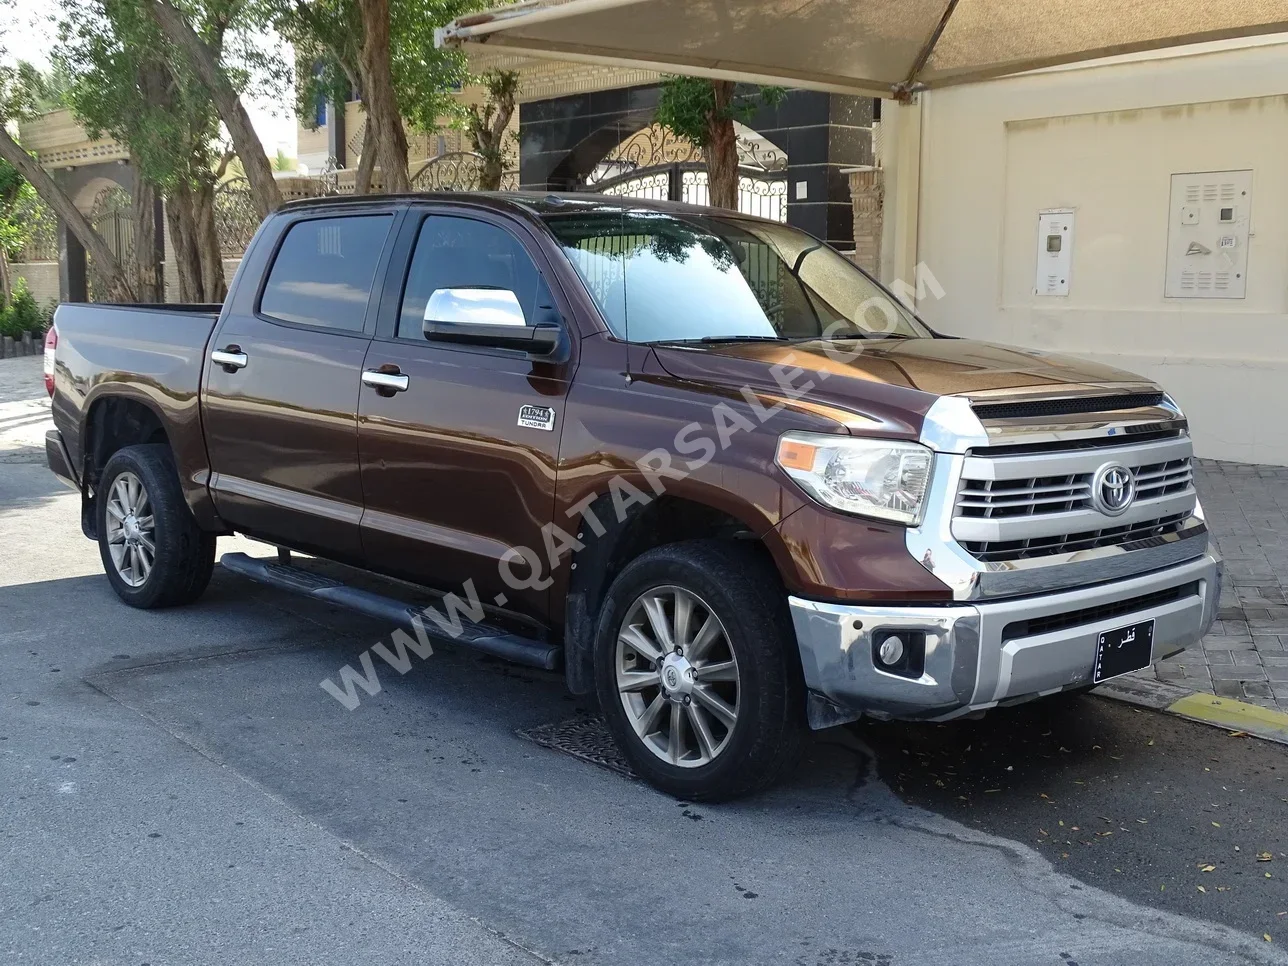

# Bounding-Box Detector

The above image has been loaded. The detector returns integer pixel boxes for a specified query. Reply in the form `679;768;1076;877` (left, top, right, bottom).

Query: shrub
0;278;45;339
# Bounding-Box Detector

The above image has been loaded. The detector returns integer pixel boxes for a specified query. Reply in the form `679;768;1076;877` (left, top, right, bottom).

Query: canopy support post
880;97;923;293
892;0;960;101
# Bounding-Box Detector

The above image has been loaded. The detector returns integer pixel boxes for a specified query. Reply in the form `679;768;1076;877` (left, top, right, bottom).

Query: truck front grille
957;456;1193;519
962;512;1190;562
951;433;1197;563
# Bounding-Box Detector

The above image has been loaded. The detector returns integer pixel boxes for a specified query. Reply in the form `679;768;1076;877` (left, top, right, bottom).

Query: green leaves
654;76;784;149
277;0;482;136
56;0;223;193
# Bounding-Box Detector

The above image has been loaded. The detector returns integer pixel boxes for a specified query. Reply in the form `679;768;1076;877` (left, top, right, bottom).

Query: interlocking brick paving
1126;459;1288;710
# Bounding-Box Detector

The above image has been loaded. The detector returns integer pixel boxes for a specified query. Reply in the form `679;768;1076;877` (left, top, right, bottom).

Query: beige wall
913;39;1288;465
11;263;60;305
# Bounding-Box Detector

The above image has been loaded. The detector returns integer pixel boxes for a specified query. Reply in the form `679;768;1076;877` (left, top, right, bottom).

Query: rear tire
96;444;215;609
594;540;807;801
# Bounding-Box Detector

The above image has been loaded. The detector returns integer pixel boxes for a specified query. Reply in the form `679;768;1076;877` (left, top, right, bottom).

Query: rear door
202;205;401;561
356;205;578;623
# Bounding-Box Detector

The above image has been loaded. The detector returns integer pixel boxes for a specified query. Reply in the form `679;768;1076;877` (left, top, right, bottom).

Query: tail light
43;325;57;397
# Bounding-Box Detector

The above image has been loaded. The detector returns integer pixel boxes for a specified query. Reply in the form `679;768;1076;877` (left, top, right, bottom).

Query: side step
219;552;561;671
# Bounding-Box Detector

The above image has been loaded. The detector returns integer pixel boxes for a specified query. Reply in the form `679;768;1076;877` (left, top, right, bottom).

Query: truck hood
650;337;1156;436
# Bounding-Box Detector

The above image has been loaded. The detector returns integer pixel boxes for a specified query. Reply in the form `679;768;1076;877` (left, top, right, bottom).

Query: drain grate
517;715;635;778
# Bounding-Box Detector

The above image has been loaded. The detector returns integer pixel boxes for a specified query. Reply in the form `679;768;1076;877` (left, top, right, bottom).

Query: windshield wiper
698;334;788;343
652;335;789;345
825;331;914;341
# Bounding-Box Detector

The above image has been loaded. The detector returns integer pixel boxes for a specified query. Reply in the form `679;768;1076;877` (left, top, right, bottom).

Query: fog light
877;635;905;667
871;630;927;679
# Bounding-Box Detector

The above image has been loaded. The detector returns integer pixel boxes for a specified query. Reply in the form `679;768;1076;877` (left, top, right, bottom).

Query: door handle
362;369;410;394
212;346;248;371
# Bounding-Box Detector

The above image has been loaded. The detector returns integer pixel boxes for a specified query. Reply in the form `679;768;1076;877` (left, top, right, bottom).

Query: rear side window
260;215;392;331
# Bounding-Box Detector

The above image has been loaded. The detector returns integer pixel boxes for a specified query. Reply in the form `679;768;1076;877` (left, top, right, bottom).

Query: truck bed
49;302;224;519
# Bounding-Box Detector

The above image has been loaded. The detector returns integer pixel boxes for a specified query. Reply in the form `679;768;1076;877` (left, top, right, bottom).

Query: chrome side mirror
425;287;527;327
423;287;561;355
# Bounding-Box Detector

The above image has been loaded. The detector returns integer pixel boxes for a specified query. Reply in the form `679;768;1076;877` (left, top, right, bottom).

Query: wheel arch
78;387;221;537
82;393;172;480
561;489;786;695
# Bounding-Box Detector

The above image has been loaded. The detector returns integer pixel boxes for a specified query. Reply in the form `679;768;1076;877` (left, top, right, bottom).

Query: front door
357;209;576;623
202;209;398;560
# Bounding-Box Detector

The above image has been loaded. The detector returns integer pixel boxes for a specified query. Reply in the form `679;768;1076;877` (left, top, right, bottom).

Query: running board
219;552;560;671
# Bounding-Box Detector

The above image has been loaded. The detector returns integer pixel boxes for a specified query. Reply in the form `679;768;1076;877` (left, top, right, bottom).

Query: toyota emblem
1092;463;1136;516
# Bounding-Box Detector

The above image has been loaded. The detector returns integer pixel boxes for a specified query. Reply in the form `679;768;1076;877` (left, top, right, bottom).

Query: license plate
1093;619;1155;683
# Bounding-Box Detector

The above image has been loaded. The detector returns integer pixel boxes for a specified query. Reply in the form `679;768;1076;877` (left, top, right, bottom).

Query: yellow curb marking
1168;693;1288;737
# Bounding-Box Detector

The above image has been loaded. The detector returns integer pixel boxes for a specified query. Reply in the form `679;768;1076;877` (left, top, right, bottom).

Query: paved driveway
4;355;1288;965
0;355;52;462
1130;460;1288;710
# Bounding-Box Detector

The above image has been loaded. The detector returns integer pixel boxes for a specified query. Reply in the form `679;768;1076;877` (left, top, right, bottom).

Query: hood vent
971;392;1165;421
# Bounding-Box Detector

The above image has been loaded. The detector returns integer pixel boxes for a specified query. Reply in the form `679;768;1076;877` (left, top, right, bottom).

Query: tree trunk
0;249;11;306
354;118;377;194
479;156;504;192
356;0;411;193
0;125;135;301
131;173;162;303
469;72;518;192
164;188;202;303
705;81;739;211
193;180;227;302
150;0;282;220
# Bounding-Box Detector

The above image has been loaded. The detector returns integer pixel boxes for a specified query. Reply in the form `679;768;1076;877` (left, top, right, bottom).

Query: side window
398;215;547;340
260;215;393;331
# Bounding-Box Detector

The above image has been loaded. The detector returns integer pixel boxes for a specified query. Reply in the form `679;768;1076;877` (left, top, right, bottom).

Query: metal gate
588;161;787;222
86;186;135;301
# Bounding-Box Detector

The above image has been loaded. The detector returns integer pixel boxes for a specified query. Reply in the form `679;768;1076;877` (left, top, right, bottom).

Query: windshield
542;208;930;344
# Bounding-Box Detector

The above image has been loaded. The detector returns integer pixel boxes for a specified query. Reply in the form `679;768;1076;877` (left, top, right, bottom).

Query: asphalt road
3;355;1287;966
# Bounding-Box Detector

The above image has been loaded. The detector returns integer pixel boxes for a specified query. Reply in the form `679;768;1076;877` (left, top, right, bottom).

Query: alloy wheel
104;471;155;588
615;585;741;768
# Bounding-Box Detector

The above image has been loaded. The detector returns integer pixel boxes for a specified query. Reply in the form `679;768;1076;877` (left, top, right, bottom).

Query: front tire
96;444;215;609
593;540;806;801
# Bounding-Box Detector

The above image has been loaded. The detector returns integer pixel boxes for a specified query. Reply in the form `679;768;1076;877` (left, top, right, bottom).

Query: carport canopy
438;0;1288;97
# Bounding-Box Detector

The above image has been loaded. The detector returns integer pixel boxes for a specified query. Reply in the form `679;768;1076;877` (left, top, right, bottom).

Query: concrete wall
160;259;244;303
913;38;1288;465
10;263;60;306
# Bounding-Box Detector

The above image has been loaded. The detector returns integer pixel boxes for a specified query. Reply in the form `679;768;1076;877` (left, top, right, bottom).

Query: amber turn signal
776;438;817;471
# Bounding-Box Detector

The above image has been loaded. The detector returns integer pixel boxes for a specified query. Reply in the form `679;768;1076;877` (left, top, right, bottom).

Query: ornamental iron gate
581;124;788;221
86;185;135;302
589;162;787;222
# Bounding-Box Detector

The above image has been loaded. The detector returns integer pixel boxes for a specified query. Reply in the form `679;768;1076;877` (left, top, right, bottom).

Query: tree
356;0;410;192
277;0;478;193
0;46;135;301
0;156;38;303
59;0;228;301
654;77;784;210
464;69;517;191
148;0;283;219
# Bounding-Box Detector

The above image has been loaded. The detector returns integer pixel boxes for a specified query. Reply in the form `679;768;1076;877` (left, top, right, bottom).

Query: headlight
775;432;933;525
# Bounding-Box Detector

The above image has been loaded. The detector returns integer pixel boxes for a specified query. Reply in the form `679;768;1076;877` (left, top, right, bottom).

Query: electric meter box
1165;170;1252;299
1034;209;1074;297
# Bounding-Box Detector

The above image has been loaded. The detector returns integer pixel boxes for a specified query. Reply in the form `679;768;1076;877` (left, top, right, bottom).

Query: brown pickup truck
45;193;1221;800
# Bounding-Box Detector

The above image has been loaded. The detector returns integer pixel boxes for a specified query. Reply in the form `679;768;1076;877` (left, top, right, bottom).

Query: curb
1096;676;1288;745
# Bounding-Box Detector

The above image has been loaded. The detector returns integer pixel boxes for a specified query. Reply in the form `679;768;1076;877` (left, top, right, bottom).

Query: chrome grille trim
955;456;1194;520
908;395;1211;603
960;435;1192;482
1134;459;1193;500
961;513;1190;563
951;435;1197;556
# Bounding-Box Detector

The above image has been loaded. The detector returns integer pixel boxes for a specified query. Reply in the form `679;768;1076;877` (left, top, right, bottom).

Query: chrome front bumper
788;552;1222;727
